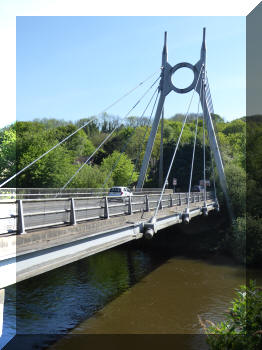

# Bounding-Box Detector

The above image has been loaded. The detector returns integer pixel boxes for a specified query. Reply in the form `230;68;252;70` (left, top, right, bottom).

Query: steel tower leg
197;28;233;220
137;32;172;189
158;108;164;188
201;96;233;220
137;94;165;189
137;27;233;222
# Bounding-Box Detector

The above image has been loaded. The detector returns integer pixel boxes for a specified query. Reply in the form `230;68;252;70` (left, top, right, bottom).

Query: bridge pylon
136;28;233;221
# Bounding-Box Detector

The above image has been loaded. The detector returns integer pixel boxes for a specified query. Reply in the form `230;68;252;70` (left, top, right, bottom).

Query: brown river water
3;218;261;350
71;257;245;334
49;255;247;350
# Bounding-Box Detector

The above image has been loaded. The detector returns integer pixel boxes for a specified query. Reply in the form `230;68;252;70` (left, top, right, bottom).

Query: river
1;226;251;350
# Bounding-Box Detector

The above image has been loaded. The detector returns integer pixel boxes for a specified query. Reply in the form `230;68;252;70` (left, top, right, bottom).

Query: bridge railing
0;192;215;235
0;188;171;200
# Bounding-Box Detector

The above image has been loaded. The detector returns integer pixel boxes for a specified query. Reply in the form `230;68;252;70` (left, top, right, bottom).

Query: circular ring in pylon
170;62;198;94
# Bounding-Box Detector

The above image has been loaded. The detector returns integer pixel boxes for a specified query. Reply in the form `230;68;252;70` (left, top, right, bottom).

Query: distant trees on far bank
1;113;261;266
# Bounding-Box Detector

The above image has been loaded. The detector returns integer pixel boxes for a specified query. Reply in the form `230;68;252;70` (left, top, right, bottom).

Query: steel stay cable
57;128;117;196
203;69;220;200
0;70;159;188
102;87;159;190
210;149;217;201
121;76;160;118
0;119;95;188
206;122;218;202
186;79;203;210
202;75;207;206
58;75;161;194
102;84;160;189
153;64;204;219
201;68;218;203
136;90;161;190
98;70;159;115
127;89;160;188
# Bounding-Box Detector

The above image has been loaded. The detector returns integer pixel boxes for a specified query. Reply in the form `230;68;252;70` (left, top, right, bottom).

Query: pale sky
0;0;260;128
16;16;246;124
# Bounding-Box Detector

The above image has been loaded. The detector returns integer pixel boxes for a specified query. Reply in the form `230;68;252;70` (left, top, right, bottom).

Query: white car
108;187;133;201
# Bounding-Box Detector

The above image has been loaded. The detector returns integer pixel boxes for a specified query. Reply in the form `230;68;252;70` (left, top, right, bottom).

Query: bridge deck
0;194;216;289
1;198;214;258
0;192;212;236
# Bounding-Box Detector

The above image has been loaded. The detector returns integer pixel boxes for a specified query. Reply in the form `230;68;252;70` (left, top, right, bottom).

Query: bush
224;163;246;217
227;216;246;264
70;164;113;188
246;216;262;266
200;281;262;350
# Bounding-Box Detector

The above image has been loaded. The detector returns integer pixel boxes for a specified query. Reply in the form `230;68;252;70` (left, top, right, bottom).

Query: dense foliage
201;281;262;350
1;113;261;350
0;114;222;190
0;113;260;266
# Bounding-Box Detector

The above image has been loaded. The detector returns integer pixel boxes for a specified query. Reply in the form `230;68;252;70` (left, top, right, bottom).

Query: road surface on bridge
0;194;216;289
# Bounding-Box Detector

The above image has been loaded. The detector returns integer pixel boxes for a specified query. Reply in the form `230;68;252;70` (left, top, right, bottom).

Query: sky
0;3;259;349
16;16;246;124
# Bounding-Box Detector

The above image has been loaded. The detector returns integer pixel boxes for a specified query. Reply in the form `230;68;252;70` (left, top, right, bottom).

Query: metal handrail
0;192;215;235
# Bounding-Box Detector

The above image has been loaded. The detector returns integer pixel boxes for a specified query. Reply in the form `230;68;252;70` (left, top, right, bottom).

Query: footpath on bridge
0;200;214;261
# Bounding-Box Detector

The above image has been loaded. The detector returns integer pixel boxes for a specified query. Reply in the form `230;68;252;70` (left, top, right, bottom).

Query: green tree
0;126;16;184
51;125;95;157
224;162;246;217
70;164;112;188
74;117;99;137
246;216;262;265
103;127;133;156
201;281;262;350
16;131;76;188
101;151;138;186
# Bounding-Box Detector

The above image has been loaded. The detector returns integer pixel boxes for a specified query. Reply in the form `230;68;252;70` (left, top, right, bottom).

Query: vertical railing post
169;193;173;207
159;199;163;210
18;199;26;234
0;289;5;338
128;196;133;215
145;195;149;212
192;193;195;203
70;198;76;225
104;196;109;219
186;193;189;206
178;193;181;206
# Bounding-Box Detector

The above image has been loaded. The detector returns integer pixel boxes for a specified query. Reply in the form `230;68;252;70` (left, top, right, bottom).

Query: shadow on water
2;236;174;349
1;212;252;350
3;334;210;350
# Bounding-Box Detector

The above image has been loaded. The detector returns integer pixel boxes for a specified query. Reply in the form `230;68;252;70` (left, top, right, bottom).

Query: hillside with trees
0;113;260;266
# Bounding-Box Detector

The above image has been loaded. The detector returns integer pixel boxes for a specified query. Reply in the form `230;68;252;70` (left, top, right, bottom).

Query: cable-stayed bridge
0;28;231;334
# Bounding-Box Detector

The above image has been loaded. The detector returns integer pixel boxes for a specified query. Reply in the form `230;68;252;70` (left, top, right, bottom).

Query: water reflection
0;234;250;350
14;249;158;335
1;244;167;349
0;286;16;349
67;257;245;335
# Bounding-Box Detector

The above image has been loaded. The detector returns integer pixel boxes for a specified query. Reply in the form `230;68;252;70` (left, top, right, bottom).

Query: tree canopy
2;113;262;267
